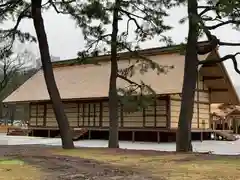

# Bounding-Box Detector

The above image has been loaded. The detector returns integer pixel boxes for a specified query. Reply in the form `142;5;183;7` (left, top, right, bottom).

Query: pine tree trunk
0;103;3;119
31;0;74;149
176;0;198;152
108;0;120;148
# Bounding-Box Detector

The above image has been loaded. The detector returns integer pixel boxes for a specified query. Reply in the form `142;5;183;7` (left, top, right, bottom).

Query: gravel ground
0;145;153;180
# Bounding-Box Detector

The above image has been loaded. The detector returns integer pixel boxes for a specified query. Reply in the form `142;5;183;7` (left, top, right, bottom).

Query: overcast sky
9;4;240;86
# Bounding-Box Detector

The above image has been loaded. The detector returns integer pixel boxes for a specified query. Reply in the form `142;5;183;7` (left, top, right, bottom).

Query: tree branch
199;52;240;74
117;74;141;88
205;20;240;30
199;6;217;16
219;41;240;46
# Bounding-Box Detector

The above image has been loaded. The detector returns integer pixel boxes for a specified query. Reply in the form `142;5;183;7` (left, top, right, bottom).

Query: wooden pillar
196;72;200;128
23;103;30;125
93;104;96;127
82;103;85;126
88;104;91;126
238;120;240;134
28;103;32;128
212;118;217;140
235;119;238;133
166;96;171;129
47;130;50;137
132;131;135;142
157;132;160;143
43;104;47;126
236;118;239;134
201;120;205;142
154;99;157;127
99;102;103;127
77;103;80;127
120;103;124;127
209;89;212;129
36;104;38;126
222;118;225;130
88;130;91;139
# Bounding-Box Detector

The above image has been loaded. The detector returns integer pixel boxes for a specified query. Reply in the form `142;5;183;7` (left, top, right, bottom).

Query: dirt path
0;145;152;180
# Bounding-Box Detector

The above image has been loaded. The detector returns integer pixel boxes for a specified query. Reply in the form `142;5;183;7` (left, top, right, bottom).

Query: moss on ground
0;158;42;180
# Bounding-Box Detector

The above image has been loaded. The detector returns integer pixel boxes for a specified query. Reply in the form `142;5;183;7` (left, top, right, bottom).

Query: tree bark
176;0;198;152
9;104;16;125
31;0;74;149
108;0;120;148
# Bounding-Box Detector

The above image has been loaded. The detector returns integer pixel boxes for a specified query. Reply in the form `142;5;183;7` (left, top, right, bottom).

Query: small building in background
211;103;240;134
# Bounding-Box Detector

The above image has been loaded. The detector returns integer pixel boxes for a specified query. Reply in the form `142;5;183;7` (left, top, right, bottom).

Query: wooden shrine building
211;104;240;134
3;44;240;142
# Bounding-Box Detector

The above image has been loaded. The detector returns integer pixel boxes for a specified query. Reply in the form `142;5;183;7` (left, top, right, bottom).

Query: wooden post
93;104;96;127
201;120;205;142
77;103;80;127
157;132;160;143
99;102;103;127
88;104;91;126
83;103;85;126
48;130;50;137
132;131;135;142
236;117;239;134
36;104;38;126
43;104;47;126
196;71;200;128
88;130;91;139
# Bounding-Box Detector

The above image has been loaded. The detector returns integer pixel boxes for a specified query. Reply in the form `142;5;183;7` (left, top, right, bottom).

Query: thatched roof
2;48;209;103
3;45;239;104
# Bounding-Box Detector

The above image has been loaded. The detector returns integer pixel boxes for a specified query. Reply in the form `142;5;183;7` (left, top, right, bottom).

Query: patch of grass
53;148;240;180
0;158;42;180
0;159;24;165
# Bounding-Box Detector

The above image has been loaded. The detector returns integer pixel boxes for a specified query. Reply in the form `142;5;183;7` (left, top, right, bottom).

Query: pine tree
0;0;75;149
59;0;175;148
176;0;240;152
176;0;198;152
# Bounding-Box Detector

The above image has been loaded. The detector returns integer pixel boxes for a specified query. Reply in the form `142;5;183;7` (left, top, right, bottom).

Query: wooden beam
211;88;228;92
203;76;223;81
202;64;217;68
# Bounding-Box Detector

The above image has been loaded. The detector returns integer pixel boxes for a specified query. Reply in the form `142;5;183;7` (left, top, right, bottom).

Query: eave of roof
51;41;210;68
